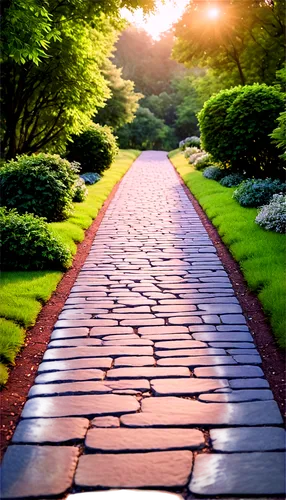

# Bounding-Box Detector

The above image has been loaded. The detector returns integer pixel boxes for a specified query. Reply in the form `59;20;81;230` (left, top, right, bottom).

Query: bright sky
121;0;190;40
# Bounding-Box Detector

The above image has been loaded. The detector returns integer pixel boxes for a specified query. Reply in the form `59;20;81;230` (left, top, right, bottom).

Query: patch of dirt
0;179;122;459
175;169;286;420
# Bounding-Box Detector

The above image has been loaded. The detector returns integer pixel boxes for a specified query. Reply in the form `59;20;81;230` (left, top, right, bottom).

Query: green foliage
73;178;88;202
255;194;286;234
0;208;72;270
199;84;284;177
233;178;286;208
170;149;286;348
0;154;76;221
173;0;285;86
95;61;142;130
220;173;244;187
193;154;213;171
67;124;118;175
203;166;225;181
270;111;286;161
0;318;25;364
116;107;177;151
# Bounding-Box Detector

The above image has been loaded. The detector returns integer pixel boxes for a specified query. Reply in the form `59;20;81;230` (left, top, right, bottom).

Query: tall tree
0;0;156;159
173;0;285;86
95;61;142;130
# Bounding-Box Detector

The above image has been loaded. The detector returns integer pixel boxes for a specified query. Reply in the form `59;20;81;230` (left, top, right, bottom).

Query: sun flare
207;7;220;20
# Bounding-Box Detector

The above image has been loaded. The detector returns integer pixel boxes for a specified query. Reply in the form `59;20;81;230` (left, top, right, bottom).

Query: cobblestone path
1;152;285;499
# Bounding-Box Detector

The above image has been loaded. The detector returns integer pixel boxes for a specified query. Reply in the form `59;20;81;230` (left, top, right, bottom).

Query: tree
173;0;285;86
116;107;176;150
0;0;156;159
95;61;142;130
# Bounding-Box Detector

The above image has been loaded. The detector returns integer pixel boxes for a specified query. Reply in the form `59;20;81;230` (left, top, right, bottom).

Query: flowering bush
80;172;101;185
233;178;286;207
73;178;88;202
255;194;286;233
179;136;201;150
185;146;200;158
220;173;244;187
189;152;205;164
193;153;212;171
203;166;225;181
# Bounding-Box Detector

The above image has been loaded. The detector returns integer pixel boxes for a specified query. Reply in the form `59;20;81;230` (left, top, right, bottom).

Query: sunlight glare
207;7;220;20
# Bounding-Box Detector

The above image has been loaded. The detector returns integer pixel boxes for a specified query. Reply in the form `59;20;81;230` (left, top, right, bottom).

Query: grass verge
169;149;286;348
0;149;140;384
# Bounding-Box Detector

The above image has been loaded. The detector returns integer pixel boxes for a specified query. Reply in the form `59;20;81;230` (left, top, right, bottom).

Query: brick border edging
170;157;285;421
0;159;137;458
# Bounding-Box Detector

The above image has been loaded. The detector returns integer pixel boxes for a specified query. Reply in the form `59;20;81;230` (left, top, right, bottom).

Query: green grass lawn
0;149;140;385
169;149;286;349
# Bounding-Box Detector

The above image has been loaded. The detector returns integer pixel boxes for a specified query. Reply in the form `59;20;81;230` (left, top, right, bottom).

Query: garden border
0;165;130;459
172;159;285;422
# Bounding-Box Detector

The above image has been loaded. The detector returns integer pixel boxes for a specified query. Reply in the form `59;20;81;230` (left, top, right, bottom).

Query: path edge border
0;157;137;459
170;157;285;421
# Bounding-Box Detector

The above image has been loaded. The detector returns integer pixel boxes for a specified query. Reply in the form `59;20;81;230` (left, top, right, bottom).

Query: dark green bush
220;173;244;187
0;154;76;222
183;136;201;149
233;178;286;207
203;166;225;181
198;84;284;177
270;111;286;161
0;208;72;270
67;123;118;174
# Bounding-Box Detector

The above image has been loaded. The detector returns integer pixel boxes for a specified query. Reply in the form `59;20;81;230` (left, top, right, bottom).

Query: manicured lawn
169;149;286;349
0;149;140;385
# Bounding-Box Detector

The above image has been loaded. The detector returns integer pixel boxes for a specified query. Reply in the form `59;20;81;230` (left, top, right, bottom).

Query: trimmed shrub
198;84;284;177
270;111;286;161
193;153;213;171
220;173;244;187
67;123;118;174
203;166;225;181
0;154;76;222
0;208;72;270
255;194;286;233
189;152;205;165
73;178;88;202
233;178;286;207
184;146;200;158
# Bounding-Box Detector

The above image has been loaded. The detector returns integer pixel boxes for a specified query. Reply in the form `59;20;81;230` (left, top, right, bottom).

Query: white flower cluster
255;193;286;233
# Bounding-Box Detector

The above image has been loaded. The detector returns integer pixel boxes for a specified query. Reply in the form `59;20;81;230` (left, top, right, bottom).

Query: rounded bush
0;154;76;222
198;84;284;177
203;166;225;181
0;208;72;270
67;123;118;174
189;152;205;165
233;178;286;207
184;146;200;158
255;194;286;233
184;136;201;148
220;173;244;187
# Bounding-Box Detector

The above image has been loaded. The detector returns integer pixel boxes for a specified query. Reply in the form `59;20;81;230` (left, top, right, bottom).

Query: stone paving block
198;389;273;402
43;346;153;361
113;356;155;367
90;326;134;337
54;319;118;328
75;451;193;488
193;331;254;342
229;378;270;389
85;427;204;452
232;354;262;364
168;316;203;325
12;417;89;443
120;318;165;326
29;381;116;397
151;378;229;396
102;339;153;346
67;491;184;499
38;357;112;372
49;338;102;348
21;394;140;418
189;452;286;496
35;369;105;384
106;367;190;379
91;416;120;427
155;348;226;357
210;427;286;452
198;304;242;314
51;328;89;339
157;356;236;367
121;399;282;427
154;340;207;349
1;445;79;498
209;342;255;348
194;365;264;378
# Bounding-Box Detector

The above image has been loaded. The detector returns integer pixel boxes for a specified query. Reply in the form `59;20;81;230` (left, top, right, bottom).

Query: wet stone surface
3;151;284;498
